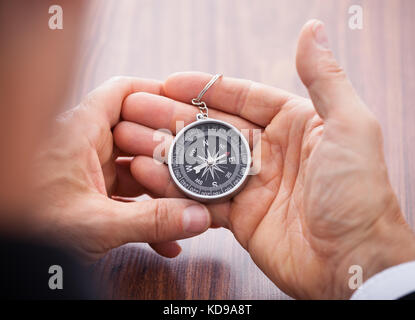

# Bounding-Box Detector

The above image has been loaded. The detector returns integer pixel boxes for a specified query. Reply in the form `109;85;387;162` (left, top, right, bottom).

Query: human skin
113;20;415;299
0;1;84;225
0;1;210;260
31;77;212;262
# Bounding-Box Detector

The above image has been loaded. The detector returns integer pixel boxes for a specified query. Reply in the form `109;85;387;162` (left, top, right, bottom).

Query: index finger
163;72;295;127
82;76;162;128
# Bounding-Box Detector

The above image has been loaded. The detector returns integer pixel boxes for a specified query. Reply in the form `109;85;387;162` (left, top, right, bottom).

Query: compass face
168;119;250;202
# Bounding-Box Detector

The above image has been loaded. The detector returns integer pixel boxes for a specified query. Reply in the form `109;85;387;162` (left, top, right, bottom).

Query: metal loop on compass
191;74;223;120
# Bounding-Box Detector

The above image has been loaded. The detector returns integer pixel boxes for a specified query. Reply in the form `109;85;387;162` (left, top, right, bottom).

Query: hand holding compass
115;21;415;299
167;74;251;203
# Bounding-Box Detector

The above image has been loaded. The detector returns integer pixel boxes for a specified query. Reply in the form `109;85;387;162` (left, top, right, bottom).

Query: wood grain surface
68;0;415;299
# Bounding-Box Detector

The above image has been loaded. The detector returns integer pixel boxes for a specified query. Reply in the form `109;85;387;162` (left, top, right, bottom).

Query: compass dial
168;119;251;202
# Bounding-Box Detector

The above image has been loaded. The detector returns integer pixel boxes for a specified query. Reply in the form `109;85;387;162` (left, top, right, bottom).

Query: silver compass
168;75;251;203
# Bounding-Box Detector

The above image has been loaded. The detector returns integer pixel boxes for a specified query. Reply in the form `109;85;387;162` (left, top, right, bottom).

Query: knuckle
112;121;134;151
317;57;346;81
152;199;169;239
107;75;128;85
305;54;347;91
121;91;145;118
233;80;253;117
366;114;382;135
359;109;381;129
112;121;128;140
81;90;99;109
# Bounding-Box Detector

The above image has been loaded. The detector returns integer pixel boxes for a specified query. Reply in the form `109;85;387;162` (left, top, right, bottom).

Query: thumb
296;20;368;121
110;198;211;245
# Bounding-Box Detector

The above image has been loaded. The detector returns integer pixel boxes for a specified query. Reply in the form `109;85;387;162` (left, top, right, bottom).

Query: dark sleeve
0;236;96;299
399;292;415;300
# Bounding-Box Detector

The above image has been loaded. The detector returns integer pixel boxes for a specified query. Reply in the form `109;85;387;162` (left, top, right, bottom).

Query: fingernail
313;21;330;49
183;205;210;233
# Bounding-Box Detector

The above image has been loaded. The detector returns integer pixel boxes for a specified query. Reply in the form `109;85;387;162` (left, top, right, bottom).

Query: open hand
114;21;415;299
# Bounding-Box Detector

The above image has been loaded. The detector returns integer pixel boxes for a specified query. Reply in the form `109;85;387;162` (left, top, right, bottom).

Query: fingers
130;156;231;228
163;72;294;127
296;20;369;121
111;158;148;197
81;76;162;127
149;241;182;258
131;156;183;198
111;198;211;244
113;121;173;159
122;91;260;133
114;118;257;162
115;92;260;157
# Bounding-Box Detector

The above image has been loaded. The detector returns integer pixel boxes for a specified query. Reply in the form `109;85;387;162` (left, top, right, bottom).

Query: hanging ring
191;74;223;120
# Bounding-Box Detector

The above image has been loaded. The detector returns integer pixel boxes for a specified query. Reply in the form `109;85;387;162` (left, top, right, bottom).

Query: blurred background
63;0;415;299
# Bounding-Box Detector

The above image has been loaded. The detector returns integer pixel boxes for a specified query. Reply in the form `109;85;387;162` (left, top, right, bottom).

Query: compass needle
207;149;213;162
197;155;207;162
215;153;227;161
214;166;224;173
210;167;215;180
201;166;209;178
193;162;208;174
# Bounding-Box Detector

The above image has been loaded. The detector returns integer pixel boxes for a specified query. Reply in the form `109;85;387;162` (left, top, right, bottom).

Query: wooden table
69;0;415;299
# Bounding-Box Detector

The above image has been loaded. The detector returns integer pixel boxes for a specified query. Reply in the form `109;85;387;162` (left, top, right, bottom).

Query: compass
167;74;251;202
168;118;251;202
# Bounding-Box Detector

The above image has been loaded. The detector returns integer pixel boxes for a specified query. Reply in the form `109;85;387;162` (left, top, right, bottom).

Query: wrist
333;216;415;299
